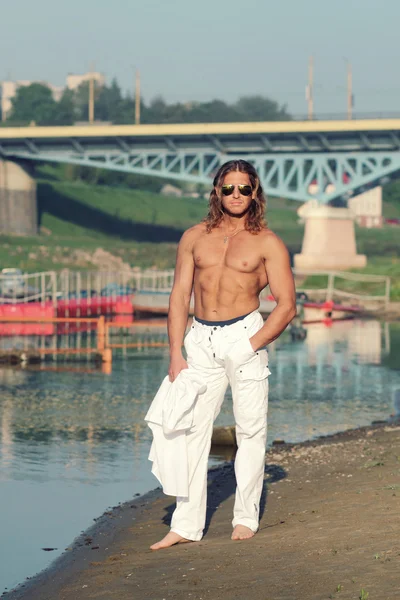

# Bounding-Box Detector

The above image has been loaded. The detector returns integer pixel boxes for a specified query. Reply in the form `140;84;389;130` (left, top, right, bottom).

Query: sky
1;0;399;117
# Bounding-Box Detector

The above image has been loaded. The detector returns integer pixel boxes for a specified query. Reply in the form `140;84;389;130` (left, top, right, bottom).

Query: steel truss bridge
2;119;400;203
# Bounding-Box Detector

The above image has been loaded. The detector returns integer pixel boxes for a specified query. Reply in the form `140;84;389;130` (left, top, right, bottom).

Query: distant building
298;186;382;228
49;83;64;102
66;71;105;91
1;81;27;120
348;187;383;228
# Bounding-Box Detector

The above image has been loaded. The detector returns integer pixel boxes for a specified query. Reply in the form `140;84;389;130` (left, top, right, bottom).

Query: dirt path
5;423;400;600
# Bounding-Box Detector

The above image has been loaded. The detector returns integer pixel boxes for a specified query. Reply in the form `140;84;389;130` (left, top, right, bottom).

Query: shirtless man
150;159;296;550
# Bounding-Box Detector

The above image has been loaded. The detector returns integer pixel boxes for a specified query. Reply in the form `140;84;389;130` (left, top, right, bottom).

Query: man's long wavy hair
204;160;267;233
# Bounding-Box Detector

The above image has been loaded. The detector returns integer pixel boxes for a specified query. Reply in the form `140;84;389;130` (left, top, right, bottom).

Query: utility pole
135;69;141;125
306;55;314;120
347;61;353;119
89;62;95;124
1;83;4;122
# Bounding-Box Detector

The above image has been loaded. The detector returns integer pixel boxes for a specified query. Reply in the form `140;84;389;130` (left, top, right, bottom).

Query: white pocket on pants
237;359;271;381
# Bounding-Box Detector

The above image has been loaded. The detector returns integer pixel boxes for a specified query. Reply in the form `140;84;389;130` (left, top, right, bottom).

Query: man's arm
167;228;196;381
249;232;296;351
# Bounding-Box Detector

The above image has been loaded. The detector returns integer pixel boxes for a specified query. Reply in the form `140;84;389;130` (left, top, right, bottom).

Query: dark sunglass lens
221;185;234;196
239;185;252;196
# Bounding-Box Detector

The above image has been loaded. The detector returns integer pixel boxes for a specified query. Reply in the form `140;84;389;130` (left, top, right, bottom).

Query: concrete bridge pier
294;205;367;271
0;159;37;235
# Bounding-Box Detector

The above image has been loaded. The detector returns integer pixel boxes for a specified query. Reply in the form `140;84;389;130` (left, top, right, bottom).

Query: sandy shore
4;421;400;600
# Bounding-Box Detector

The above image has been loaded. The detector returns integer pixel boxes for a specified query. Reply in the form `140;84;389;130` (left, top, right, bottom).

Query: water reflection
0;319;399;593
1;321;398;457
0;321;399;476
264;320;398;442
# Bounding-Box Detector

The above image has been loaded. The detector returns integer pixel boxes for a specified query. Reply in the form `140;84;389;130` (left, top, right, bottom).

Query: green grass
0;165;399;302
356;225;400;256
0;236;180;272
38;179;208;235
382;200;400;219
0;172;302;273
37;177;301;241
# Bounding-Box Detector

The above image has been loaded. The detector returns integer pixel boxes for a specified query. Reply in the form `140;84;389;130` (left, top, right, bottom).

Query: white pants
170;309;270;541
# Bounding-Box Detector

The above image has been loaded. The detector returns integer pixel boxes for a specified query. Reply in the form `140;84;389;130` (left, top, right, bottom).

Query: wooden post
101;360;112;375
97;315;105;351
102;347;112;366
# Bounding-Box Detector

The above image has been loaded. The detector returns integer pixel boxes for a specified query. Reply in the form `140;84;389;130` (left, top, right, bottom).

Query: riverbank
5;420;400;600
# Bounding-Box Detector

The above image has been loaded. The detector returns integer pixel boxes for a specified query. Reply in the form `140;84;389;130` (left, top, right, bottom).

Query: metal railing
134;270;174;292
0;271;57;304
55;269;174;297
105;321;169;349
0;316;172;373
293;269;391;309
0;268;391;309
290;111;400;122
0;269;175;305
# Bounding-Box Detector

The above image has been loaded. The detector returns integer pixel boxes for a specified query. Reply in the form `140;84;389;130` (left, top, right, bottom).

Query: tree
96;78;122;122
9;83;58;125
142;95;167;124
188;100;241;123
7;78;292;127
234;96;291;122
382;180;400;207
55;88;75;125
142;94;290;124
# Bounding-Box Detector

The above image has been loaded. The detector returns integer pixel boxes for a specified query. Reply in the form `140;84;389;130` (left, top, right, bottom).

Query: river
0;318;399;594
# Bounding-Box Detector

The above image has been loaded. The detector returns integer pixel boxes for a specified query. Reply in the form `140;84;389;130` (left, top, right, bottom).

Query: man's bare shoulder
180;223;208;246
256;228;290;258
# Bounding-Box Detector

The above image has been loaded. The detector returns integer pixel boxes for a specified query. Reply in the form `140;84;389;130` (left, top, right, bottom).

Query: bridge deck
1;118;400;140
2;119;400;156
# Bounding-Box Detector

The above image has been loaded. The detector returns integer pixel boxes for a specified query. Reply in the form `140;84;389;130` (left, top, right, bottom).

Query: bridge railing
290;111;400;121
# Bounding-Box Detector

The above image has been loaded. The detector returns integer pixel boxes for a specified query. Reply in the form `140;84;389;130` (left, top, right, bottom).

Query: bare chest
193;233;262;273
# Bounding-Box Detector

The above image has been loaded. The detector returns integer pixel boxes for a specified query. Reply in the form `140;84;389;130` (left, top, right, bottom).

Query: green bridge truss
2;122;400;203
8;148;400;203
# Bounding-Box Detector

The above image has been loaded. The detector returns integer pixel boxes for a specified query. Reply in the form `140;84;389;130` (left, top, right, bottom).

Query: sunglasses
221;184;252;197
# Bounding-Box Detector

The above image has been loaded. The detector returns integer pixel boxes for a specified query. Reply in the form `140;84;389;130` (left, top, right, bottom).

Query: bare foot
231;525;255;541
150;531;191;551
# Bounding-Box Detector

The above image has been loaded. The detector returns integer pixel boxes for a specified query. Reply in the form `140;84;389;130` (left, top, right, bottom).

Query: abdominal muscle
193;267;264;321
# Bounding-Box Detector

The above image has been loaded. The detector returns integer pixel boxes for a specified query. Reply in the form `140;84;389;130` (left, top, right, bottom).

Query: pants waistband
194;311;253;327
